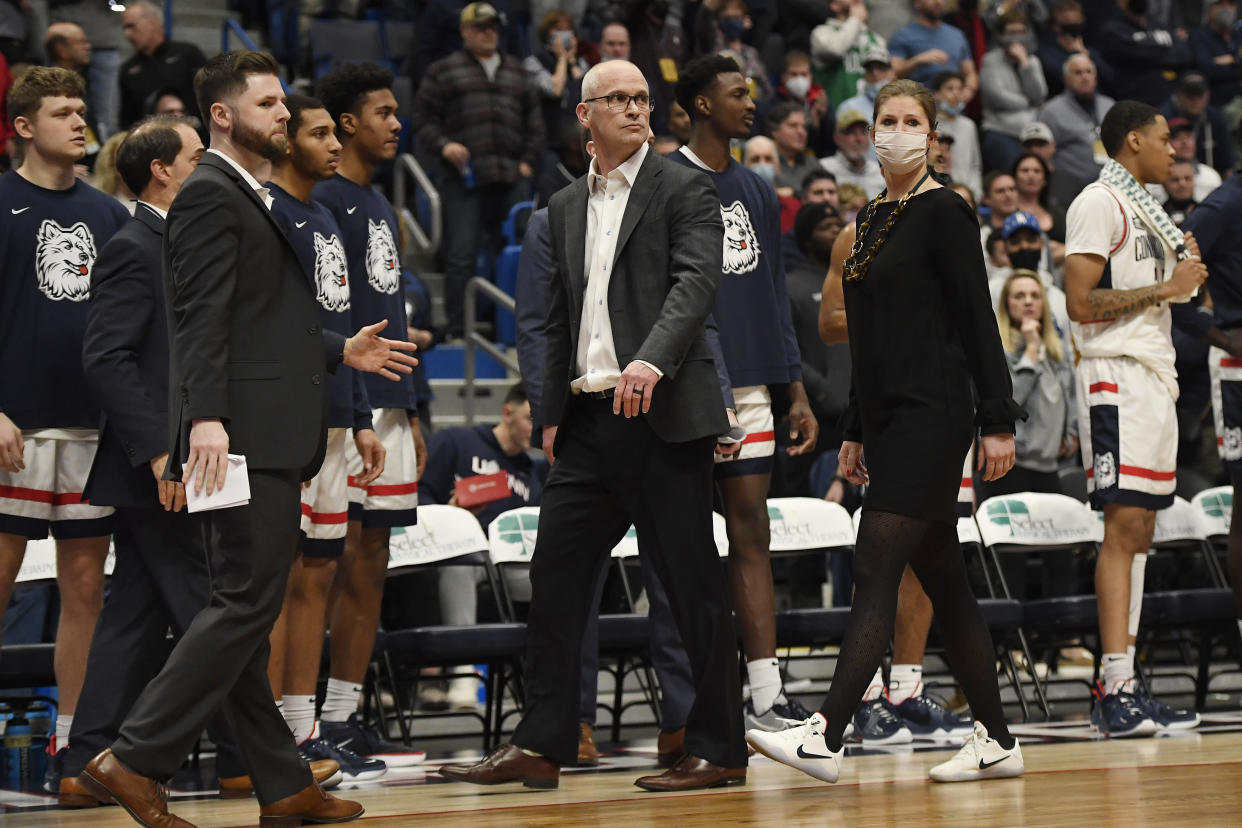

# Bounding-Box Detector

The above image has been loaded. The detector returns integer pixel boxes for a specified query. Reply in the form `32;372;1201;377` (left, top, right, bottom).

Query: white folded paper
186;453;251;513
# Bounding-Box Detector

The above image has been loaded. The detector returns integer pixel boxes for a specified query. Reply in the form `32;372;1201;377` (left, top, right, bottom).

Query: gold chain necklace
843;172;931;283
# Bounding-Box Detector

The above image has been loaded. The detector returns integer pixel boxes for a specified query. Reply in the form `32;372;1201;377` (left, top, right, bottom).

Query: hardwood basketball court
4;716;1241;827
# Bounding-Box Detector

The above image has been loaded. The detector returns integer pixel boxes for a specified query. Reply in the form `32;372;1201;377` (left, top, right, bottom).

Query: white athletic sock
887;664;923;704
1128;552;1147;639
55;714;71;749
282;695;317;744
1101;652;1134;695
747;658;781;713
320;678;363;724
862;667;885;702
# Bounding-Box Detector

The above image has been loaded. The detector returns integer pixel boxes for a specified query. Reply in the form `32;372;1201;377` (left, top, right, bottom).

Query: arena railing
464;277;518;425
393;152;442;272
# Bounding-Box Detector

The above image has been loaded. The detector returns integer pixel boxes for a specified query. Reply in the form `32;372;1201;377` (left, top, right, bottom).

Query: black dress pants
112;470;311;804
511;397;746;768
64;505;241;779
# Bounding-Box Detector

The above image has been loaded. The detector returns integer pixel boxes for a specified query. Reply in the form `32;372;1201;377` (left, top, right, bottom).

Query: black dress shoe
634;754;746;791
439;743;560;789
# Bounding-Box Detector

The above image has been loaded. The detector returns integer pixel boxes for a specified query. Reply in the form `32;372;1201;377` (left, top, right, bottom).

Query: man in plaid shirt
415;1;545;338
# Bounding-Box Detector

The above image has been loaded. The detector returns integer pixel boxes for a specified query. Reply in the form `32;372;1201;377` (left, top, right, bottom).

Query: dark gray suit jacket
82;204;172;508
542;148;728;444
163;152;345;480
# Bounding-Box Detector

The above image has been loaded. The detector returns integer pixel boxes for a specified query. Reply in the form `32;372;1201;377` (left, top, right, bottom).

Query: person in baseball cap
460;1;502;26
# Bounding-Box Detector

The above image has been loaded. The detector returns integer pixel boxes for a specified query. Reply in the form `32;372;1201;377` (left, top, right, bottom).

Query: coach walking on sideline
80;51;416;828
440;59;748;792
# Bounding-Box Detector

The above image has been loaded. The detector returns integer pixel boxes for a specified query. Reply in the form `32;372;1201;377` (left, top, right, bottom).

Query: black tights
819;509;1013;750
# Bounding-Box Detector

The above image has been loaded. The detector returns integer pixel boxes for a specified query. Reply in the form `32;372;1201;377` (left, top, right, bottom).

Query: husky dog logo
312;232;351;312
721;200;760;275
1094;451;1118;489
35;220;96;301
1224;427;1242;462
365;218;400;294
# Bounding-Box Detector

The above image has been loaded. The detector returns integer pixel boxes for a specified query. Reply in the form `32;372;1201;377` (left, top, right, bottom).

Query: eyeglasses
583;92;655;112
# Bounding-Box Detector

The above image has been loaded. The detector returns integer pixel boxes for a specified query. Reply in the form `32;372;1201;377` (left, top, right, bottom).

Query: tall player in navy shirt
0;67;129;752
670;56;820;732
312;63;427;765
267;94;420;777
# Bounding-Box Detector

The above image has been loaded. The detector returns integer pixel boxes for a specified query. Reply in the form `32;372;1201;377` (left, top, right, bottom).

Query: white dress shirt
138;201;168;220
207;147;273;210
572;141;662;392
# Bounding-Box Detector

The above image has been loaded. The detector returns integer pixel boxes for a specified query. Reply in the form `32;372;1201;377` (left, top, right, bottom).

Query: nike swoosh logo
796;745;833;760
11;207;30;214
295;220;307;228
978;756;1009;770
346;206;357;214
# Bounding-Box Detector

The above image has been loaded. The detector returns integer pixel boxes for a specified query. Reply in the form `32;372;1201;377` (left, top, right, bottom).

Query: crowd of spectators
2;0;1240;501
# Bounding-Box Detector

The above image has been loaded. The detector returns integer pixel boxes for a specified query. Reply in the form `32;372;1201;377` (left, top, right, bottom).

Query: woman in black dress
747;80;1026;784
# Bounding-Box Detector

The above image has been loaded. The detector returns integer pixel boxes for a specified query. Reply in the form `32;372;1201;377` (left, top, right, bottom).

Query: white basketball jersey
1065;180;1178;395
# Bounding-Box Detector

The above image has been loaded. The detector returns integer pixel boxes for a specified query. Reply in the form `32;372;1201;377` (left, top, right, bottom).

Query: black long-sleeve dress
840;187;1023;524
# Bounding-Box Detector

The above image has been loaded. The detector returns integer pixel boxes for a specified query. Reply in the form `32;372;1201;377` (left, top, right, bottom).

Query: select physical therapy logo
984;500;1060;534
495;511;539;558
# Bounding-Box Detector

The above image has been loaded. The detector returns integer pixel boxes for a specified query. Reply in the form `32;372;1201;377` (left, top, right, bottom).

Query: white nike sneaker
928;721;1024;783
746;712;843;783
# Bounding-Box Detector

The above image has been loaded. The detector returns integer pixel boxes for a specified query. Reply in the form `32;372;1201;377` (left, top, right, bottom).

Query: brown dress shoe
438;742;560;789
58;774;103;809
656;727;685;767
79;748;197;828
633;754;746;792
258;782;363;828
218;759;342;799
577;722;600;766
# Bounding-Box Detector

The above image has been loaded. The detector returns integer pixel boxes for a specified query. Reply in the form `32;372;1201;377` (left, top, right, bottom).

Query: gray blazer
542;148;728;444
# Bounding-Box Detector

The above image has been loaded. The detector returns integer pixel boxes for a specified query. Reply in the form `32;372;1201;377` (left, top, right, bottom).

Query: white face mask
873;129;929;174
785;75;811;100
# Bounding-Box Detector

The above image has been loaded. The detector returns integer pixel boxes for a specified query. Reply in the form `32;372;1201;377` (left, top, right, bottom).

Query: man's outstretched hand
344;319;419;380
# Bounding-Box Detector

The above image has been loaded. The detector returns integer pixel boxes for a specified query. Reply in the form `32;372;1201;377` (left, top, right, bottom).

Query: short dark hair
504;382;528;407
766;100;803;134
193;50;281;122
800;168;835;197
316;62;395;132
1100;99;1161;157
7;66;84;127
985;228;1007;255
115;114;198;196
285;93;327;140
674;54;742;123
931;70;963;92
983;169;1014;198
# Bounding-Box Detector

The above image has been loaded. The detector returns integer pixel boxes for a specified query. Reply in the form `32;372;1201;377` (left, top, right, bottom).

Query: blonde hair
997;270;1063;362
90;131;134;199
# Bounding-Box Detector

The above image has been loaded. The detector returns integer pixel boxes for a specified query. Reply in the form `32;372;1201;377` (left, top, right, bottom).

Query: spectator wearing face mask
743;133;781;186
810;0;887;109
1038;0;1115;99
769;51;834;156
820;109;884;199
1191;0;1242;107
1097;0;1193;107
979;11;1048;175
836;46;895;124
694;0;772;104
987;212;1070;334
932;70;981;197
524;11;591;141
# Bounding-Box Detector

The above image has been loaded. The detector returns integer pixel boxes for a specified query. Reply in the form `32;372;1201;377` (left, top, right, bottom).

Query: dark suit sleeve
82;232;166;466
540;199;574;429
166;177;240;423
704;314;735;410
515;210;553;426
632;170;725;379
323;330;346;374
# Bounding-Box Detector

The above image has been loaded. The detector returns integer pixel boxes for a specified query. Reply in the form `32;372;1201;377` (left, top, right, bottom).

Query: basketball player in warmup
312;62;427;766
668;54;819;732
1064;100;1206;736
0;67;129;754
267;93;415;779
